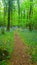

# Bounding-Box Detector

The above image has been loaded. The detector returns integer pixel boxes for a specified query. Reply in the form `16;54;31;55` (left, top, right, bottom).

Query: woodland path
9;32;37;65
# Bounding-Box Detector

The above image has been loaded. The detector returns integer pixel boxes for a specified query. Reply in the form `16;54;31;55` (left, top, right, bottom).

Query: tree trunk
17;0;20;27
29;0;33;31
7;0;10;31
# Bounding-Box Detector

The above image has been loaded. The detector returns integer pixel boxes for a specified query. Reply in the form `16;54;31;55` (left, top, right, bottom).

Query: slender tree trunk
23;10;25;19
4;7;6;26
29;0;33;31
17;0;20;27
29;1;33;18
7;0;10;31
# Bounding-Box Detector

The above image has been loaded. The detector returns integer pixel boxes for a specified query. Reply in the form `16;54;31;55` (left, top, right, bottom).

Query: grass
17;29;37;62
0;29;14;65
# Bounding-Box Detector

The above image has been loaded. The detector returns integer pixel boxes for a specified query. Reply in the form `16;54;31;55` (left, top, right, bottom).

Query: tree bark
7;0;10;31
17;0;20;27
29;0;33;31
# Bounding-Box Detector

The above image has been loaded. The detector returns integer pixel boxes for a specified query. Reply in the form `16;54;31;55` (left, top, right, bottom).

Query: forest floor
9;31;37;65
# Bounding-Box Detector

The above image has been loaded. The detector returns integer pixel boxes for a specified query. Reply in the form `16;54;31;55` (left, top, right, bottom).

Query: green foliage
0;31;14;54
1;28;5;34
0;48;9;61
0;30;14;65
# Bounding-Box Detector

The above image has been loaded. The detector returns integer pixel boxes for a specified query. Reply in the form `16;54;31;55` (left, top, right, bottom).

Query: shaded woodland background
0;0;37;31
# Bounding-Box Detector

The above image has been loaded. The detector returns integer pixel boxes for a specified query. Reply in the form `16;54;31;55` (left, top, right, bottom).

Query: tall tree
7;0;11;31
29;0;33;18
2;0;7;25
7;0;15;31
2;0;14;31
17;0;20;27
29;0;33;31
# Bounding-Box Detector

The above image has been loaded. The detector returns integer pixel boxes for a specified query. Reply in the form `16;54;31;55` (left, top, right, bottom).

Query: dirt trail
7;32;37;65
9;32;33;65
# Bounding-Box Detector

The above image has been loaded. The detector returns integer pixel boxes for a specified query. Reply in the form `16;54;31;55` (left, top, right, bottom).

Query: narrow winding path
10;32;32;65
